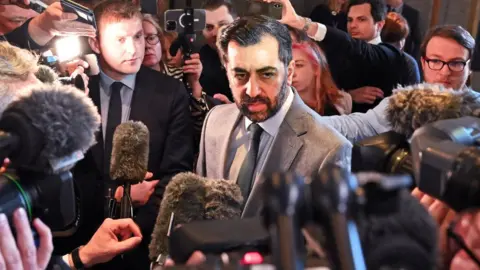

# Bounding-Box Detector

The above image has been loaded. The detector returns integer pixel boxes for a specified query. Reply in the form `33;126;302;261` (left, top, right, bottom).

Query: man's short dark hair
202;0;238;18
420;25;476;59
218;16;292;67
347;0;387;22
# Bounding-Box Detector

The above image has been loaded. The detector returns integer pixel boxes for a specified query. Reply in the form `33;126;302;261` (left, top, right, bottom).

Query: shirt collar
244;87;294;137
99;70;136;93
369;35;382;45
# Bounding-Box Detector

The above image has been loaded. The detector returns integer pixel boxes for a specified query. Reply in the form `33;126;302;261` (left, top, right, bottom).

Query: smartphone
246;0;283;20
60;0;97;30
164;9;206;33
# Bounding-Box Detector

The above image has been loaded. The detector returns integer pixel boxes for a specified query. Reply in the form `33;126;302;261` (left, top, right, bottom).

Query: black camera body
352;131;413;177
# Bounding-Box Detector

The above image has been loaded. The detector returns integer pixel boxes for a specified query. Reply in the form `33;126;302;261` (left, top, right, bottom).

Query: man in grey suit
196;15;352;218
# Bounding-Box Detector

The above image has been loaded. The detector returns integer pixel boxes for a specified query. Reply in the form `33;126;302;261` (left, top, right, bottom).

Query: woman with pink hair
292;40;352;115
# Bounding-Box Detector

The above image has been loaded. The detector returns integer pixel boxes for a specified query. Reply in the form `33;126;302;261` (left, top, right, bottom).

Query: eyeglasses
145;34;160;46
424;57;470;72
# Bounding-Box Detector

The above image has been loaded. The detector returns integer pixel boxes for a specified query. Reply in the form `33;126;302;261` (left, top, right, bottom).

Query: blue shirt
99;71;137;141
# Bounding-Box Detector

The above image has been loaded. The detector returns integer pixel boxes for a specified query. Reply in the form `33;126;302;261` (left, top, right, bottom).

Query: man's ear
287;59;295;86
88;37;101;55
376;19;385;32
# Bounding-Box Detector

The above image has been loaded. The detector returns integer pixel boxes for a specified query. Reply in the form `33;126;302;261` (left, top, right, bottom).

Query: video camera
352;116;480;212
165;168;419;270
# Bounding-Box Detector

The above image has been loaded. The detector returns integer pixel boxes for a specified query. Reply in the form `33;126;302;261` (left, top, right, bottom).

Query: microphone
386;83;480;138
35;65;59;84
262;173;308;270
149;172;243;263
0;83;100;170
0;83;100;238
110;121;150;219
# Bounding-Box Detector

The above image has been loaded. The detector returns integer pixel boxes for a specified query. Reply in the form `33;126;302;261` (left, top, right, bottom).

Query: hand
262;0;303;28
349;86;384;104
0;158;10;174
450;212;480;270
79;218;142;268
164;251;206;267
412;188;458;263
67;59;90;95
213;93;232;104
28;2;96;46
0;208;53;270
184;53;203;83
115;172;159;206
0;0;29;7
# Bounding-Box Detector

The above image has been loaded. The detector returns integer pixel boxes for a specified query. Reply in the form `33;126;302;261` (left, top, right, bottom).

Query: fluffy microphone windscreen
361;189;439;270
35;65;59;84
149;172;207;261
0;84;100;163
386;83;480;138
109;121;149;183
204;179;243;220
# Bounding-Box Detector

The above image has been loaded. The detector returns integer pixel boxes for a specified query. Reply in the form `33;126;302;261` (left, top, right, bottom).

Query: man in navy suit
53;1;194;269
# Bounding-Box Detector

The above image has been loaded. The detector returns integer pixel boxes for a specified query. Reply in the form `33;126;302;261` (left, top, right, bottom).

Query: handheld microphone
110;121;150;219
386;83;480;138
0;83;100;170
35;65;59;84
149;172;243;263
262;173;308;270
0;83;100;237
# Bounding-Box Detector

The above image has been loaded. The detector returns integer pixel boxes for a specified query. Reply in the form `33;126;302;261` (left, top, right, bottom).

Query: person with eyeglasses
319;24;478;143
142;14;216;155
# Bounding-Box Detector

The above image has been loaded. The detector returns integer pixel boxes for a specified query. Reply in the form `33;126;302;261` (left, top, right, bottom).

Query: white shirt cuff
310;23;327;42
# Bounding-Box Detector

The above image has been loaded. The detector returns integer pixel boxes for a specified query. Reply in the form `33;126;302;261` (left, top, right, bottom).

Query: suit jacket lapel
242;93;307;217
129;67;152;121
88;74;105;173
218;107;241;178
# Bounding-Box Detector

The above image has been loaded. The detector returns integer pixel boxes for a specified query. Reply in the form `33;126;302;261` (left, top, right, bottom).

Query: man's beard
235;77;289;123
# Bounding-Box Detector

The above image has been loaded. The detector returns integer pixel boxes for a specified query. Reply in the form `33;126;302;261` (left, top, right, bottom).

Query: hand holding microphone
115;172;159;206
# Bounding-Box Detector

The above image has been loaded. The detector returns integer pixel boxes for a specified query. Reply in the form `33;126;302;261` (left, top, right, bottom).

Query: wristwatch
72;247;85;270
303;17;312;32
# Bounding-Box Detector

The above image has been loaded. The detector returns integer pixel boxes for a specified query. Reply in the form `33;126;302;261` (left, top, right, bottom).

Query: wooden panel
430;0;442;27
468;0;480;35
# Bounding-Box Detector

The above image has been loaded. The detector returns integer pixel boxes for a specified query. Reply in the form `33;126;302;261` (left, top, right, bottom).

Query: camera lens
273;3;282;8
166;20;177;31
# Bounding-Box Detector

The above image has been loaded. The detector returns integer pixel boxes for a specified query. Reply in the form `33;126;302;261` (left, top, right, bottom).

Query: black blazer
53;66;194;269
320;26;419;113
402;4;421;59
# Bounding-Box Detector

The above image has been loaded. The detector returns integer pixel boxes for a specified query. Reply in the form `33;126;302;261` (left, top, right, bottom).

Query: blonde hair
142;14;168;62
0;41;38;82
328;0;348;13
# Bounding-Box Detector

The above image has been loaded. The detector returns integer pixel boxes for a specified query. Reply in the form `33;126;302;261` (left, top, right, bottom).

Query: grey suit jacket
196;93;352;217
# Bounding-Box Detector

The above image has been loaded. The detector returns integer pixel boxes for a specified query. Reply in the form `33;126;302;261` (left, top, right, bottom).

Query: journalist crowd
0;0;480;269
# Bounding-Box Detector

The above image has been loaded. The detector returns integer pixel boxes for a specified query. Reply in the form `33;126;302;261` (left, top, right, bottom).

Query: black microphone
149;172;243;264
386;83;480;138
262;172;308;270
110;121;150;219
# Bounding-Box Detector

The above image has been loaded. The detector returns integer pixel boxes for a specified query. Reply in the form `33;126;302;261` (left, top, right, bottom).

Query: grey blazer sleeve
322;97;392;143
319;141;352;173
195;105;219;176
